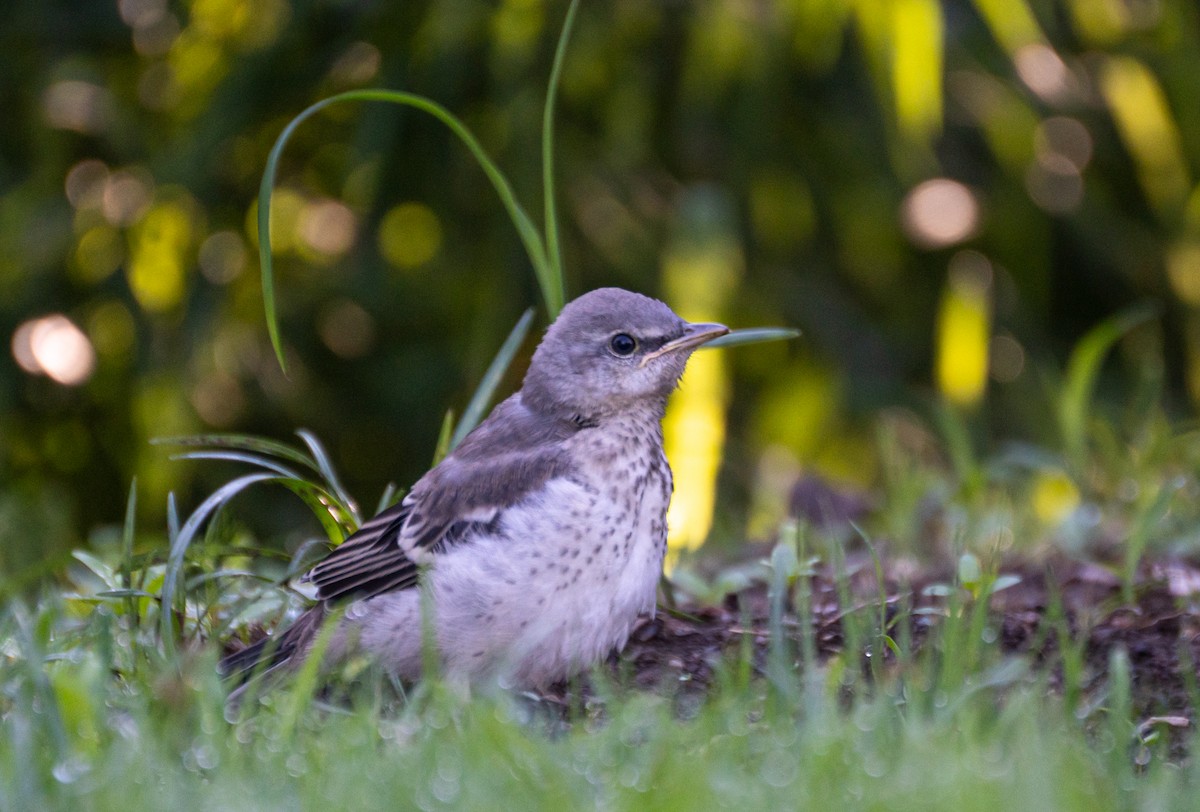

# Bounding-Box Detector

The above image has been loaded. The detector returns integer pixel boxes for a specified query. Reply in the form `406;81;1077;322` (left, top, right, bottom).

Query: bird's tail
218;604;329;688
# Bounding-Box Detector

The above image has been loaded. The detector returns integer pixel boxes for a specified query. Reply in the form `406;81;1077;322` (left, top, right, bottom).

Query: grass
1;564;1196;810
4;398;1200;809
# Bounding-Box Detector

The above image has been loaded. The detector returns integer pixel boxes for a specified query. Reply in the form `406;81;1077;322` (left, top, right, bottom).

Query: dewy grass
1;586;1195;811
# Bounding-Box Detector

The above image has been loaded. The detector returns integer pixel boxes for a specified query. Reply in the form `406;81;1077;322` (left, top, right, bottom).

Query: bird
219;287;729;693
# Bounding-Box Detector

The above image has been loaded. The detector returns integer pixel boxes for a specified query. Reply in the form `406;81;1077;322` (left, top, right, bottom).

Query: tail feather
218;604;328;685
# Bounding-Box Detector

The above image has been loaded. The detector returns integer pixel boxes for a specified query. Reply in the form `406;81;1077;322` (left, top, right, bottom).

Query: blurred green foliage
3;0;1200;577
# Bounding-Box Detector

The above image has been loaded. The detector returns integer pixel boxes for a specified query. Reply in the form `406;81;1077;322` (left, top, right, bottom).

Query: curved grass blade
1059;301;1159;466
160;473;278;662
259;90;552;372
374;483;402;515
449;307;536;450
704;327;800;349
168;450;305;480
540;0;581;317
154;434;320;472
277;479;357;543
296;429;360;526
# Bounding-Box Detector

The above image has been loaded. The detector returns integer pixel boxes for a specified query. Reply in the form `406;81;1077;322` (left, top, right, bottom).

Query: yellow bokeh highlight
491;0;544;55
247;188;305;254
190;0;252;39
1166;242;1200;307
936;258;992;407
1100;56;1190;214
971;0;1043;53
1031;469;1081;524
663;350;727;564
1068;0;1130;46
127;199;193;313
661;206;742;565
169;31;226;106
87;300;136;361
73;225;124;283
378;202;443;270
891;0;943;141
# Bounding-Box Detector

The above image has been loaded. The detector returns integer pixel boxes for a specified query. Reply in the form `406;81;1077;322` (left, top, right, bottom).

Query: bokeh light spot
65;160;109;209
191;371;245;427
42;81;112;134
990;333;1026;383
1035;117;1093;171
1032;469;1080;525
330;41;381;86
298;199;358;257
73;226;124;283
1025;154;1083;214
378;202;443;270
118;0;166;28
936;251;992;406
127;199;194;312
103;168;155;226
1014;44;1071;103
12;315;97;385
901;178;980;249
318;299;376;359
1166;243;1200;308
199;230;247;284
87;301;137;361
1100;56;1190;213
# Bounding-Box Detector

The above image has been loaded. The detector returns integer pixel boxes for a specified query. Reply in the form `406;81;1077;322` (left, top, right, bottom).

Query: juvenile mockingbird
221;287;729;690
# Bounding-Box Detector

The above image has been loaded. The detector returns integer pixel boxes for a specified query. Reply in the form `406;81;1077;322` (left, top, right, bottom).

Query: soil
607;553;1200;756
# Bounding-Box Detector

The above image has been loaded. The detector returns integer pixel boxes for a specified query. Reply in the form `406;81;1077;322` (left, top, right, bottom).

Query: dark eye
609;333;637;356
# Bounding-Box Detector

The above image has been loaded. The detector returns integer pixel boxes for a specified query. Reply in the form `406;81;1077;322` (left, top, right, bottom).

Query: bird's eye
609;333;637;356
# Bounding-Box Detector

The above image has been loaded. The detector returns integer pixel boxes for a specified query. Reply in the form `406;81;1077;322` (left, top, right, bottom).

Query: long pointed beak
639;322;730;367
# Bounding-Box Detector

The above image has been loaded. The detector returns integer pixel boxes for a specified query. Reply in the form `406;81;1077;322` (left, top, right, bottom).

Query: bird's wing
304;395;583;604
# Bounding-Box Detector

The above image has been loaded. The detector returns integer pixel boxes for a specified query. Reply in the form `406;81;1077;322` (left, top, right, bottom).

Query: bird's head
521;288;728;420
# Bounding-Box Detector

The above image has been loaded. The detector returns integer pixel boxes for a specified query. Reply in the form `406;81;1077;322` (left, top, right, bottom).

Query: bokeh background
3;0;1199;580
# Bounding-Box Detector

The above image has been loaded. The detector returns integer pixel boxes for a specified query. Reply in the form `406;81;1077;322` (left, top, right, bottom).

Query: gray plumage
220;288;728;691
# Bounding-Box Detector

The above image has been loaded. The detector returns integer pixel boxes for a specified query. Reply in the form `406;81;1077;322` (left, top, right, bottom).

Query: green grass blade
278;608;344;741
703;327;800;349
432;409;455;466
168;450;305;480
540;0;581;317
1058;302;1159;467
276;480;356;543
10;604;70;762
258;90;551;371
296;429;360;527
154;433;320;472
121;478;138;638
450;307;536;450
160;473;278;662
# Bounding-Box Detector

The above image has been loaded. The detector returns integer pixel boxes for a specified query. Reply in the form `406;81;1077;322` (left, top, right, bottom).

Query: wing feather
301;393;587;605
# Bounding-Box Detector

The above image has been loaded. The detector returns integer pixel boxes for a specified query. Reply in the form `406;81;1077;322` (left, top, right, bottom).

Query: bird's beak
639;322;730;367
